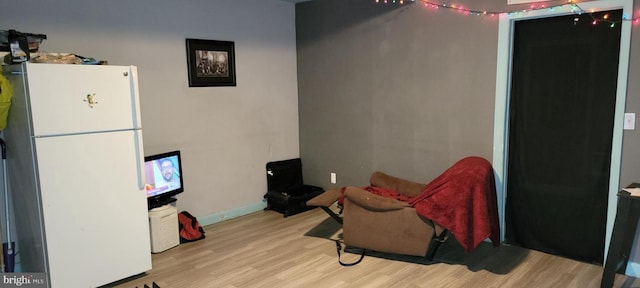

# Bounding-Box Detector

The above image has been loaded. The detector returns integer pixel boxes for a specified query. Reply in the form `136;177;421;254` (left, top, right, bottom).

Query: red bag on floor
178;211;205;243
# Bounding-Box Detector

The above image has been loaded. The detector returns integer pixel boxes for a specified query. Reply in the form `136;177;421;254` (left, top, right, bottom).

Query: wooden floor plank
111;208;640;288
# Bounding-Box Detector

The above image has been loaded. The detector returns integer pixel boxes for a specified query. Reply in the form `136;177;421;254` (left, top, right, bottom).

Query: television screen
144;150;184;209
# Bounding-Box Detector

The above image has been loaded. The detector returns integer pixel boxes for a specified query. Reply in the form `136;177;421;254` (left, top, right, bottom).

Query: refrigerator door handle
128;66;142;129
134;130;145;190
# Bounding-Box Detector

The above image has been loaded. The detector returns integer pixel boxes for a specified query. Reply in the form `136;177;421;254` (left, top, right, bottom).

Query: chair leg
425;230;449;261
321;206;343;225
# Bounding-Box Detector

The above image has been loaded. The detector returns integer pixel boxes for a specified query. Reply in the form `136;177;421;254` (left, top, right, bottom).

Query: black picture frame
186;39;236;87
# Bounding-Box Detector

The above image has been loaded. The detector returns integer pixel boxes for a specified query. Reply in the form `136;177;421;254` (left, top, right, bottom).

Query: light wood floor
111;208;640;288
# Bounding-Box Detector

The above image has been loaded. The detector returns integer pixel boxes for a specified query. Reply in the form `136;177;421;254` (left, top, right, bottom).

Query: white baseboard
197;199;268;227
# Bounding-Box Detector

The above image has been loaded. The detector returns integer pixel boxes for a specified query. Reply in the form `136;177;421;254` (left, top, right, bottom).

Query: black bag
178;211;205;243
264;158;324;217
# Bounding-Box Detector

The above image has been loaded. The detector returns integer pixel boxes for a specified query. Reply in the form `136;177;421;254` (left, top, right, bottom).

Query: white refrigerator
3;63;152;287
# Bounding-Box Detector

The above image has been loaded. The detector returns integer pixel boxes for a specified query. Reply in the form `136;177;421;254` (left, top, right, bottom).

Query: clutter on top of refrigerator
0;30;46;53
1;29;107;65
30;53;105;65
0;29;47;64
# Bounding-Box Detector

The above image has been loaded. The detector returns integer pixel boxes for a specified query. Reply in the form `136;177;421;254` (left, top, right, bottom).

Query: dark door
505;10;622;264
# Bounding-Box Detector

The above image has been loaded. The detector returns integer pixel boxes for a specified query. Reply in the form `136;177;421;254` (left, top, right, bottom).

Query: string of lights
374;0;640;26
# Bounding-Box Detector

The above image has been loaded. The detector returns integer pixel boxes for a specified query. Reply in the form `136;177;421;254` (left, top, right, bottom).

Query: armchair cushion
305;188;341;207
370;171;426;198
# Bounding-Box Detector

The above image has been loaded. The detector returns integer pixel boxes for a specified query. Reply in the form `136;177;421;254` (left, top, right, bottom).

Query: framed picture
186;39;236;87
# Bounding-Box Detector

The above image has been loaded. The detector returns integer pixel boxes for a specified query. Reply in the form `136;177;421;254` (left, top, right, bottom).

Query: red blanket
362;157;500;253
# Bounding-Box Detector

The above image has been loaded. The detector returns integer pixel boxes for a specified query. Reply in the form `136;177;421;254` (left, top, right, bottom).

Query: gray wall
0;0;300;220
296;0;640;267
622;13;640;189
297;0;504;187
621;0;640;266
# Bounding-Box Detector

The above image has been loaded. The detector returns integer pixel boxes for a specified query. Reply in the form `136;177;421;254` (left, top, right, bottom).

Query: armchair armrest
343;186;410;212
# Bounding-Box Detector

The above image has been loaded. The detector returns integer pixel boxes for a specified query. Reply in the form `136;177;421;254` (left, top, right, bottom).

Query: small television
144;150;184;209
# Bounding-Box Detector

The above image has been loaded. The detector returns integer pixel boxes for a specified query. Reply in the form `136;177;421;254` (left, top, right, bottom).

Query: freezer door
23;63;141;136
34;131;151;287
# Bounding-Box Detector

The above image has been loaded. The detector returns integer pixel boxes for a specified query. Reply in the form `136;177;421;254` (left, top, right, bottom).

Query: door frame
492;0;633;266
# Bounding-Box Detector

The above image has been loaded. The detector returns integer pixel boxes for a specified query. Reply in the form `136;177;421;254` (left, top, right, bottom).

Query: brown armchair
307;157;501;260
307;171;448;258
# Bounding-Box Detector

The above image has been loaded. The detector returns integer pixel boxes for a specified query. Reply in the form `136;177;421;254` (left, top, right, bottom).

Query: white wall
0;0;300;221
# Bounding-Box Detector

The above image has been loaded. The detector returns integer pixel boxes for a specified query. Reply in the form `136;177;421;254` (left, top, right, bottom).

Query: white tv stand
148;204;179;253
